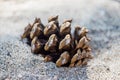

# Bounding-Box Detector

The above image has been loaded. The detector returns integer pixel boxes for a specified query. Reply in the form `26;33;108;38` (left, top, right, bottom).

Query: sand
0;0;120;80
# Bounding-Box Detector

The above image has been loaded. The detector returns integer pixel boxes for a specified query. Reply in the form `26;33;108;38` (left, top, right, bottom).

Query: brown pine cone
21;16;92;67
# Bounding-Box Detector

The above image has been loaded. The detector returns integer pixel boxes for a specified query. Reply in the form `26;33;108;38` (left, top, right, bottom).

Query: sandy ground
0;0;120;80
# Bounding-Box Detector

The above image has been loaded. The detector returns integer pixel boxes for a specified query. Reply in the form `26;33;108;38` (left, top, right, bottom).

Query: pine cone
21;16;92;67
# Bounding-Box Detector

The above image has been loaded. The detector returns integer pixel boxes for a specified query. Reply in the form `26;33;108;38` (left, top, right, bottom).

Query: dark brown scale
44;21;58;37
60;20;71;36
31;37;42;54
48;15;59;27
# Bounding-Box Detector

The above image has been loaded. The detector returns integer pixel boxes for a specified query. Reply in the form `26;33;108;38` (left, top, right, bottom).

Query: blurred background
0;0;120;80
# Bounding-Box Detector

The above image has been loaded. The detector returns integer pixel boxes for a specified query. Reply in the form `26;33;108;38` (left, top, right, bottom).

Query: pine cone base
21;16;92;67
